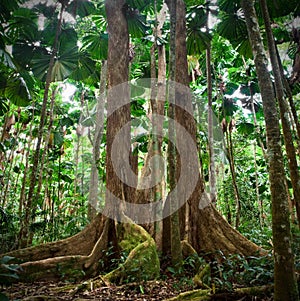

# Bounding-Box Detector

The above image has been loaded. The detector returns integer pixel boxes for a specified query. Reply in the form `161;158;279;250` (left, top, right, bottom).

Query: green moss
117;222;150;253
104;223;160;284
165;289;211;301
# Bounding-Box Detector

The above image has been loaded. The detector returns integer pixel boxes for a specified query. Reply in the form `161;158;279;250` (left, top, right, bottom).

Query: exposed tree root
1;194;266;284
3;214;159;284
18;218;110;282
165;285;273;301
189;195;265;256
5;214;105;262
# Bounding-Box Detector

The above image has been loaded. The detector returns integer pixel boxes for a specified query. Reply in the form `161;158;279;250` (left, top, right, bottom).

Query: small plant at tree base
0;256;21;301
205;250;274;292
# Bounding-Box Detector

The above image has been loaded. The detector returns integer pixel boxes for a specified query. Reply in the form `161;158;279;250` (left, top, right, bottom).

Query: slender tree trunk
223;120;241;228
206;7;217;206
74;91;85;197
37;87;57;203
207;45;217;205
241;1;299;299
275;44;300;147
135;2;167;248
88;60;107;220
290;27;300;86
152;1;167;252
18;3;65;248
260;0;300;228
249;87;264;228
228;122;241;229
18;113;34;219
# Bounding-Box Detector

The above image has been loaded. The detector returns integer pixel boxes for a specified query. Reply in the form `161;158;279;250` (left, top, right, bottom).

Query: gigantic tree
2;0;264;284
169;0;261;257
241;0;299;299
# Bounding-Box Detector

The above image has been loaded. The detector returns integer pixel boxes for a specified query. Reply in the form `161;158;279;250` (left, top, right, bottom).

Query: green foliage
0;100;9;116
66;0;97;18
186;5;212;55
202;251;274;292
0;2;298;292
7;8;38;42
81;32;108;60
0;256;20;285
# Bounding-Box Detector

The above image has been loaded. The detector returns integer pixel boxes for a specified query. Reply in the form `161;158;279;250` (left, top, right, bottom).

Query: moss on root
103;222;160;284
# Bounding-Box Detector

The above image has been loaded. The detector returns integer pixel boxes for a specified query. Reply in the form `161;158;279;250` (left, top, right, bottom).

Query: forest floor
3;279;186;301
3;278;274;301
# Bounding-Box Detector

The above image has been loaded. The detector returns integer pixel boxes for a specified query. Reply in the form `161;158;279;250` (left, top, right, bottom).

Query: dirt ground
3;278;191;301
2;278;274;301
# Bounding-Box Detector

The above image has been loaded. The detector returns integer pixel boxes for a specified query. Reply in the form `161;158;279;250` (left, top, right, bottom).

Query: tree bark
260;0;300;228
103;0;130;218
207;43;217;206
165;0;183;272
103;0;131;259
241;1;299;299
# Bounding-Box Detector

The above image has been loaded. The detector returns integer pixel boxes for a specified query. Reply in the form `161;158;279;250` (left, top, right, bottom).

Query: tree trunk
260;0;300;228
206;8;217;206
103;0;130;214
249;87;264;227
103;0;131;259
165;0;183;272
164;0;261;258
241;1;299;299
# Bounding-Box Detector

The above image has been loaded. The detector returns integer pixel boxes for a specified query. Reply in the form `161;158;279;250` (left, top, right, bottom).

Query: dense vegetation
1;0;300;300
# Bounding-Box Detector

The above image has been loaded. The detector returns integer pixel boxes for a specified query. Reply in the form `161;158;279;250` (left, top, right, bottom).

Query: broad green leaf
126;10;149;38
5;75;32;106
0;0;22;23
40;16;58;47
67;0;96;17
53;131;64;147
187;5;207;29
216;13;248;47
0;25;6;50
236;39;252;58
0;99;9;116
82;32;108;60
287;43;298;60
218;0;241;14
31;54;51;81
7;8;38;42
59;28;78;52
60;173;73;183
237;122;255;135
52;47;78;81
12;41;36;68
187;29;212;55
265;0;300;18
69;51;98;83
32;46;78;82
0;49;16;69
292;83;300;95
222;97;238;117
